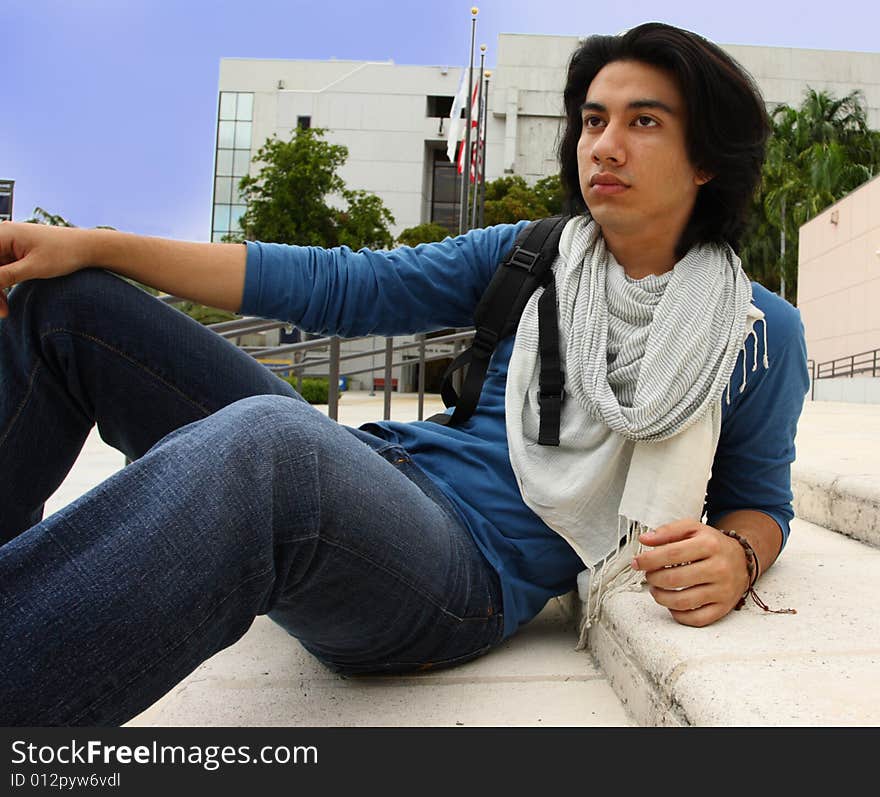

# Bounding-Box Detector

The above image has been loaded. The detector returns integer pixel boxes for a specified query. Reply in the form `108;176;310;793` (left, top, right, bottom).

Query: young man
0;22;809;726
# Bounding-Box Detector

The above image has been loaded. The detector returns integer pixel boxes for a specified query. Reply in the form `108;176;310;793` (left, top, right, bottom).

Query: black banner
0;726;873;793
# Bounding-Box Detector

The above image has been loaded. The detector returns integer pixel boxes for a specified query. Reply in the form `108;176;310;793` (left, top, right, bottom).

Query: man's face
576;59;709;248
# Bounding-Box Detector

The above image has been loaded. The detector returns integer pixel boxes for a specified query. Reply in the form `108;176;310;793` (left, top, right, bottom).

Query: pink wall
797;174;880;370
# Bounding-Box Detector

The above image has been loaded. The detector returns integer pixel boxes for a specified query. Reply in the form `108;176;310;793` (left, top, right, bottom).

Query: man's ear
694;169;714;186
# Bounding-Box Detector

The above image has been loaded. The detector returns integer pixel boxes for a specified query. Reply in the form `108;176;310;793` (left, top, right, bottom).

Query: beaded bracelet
720;529;796;615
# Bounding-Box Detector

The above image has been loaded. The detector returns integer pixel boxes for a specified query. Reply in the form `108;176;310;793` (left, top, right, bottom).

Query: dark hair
558;22;770;256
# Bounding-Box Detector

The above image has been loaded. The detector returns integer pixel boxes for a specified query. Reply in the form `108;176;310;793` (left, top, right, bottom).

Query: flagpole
458;7;478;235
478;69;490;228
470;45;486;230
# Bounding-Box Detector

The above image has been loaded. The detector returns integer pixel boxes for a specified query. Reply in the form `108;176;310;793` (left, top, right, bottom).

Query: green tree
396;222;453;247
740;88;880;304
482;174;564;226
532;174;565;216
23;206;76;227
277;376;340;404
336;189;395;250
238;127;395;249
171;302;235;325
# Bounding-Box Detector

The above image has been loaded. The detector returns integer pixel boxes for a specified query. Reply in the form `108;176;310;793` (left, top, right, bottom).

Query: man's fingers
669;601;728;628
649;584;716;613
0;221;22;258
633;536;710;573
638;517;702;546
0;250;46;289
0;259;25;291
646;583;728;626
644;559;714;590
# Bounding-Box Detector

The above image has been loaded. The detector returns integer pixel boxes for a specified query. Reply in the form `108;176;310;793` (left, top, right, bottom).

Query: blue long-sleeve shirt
241;222;811;638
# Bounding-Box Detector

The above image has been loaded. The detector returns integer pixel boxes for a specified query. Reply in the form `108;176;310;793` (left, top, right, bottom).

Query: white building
212;33;880;391
212;33;880;243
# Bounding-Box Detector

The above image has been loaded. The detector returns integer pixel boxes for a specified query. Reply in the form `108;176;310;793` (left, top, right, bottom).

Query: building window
426;96;454;117
236;93;254;120
297;115;311;129
430;148;460;232
234;121;252;149
219;93;237;121
212;91;255;241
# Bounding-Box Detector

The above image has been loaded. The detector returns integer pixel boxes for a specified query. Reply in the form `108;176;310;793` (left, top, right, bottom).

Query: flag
472;138;484;183
454;82;480;176
458;138;483;184
446;70;469;163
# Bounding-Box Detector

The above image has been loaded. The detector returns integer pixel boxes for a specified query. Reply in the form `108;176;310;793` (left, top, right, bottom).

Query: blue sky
3;0;877;241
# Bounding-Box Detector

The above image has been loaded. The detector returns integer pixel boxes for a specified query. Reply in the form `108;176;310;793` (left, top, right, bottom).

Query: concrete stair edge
792;466;880;548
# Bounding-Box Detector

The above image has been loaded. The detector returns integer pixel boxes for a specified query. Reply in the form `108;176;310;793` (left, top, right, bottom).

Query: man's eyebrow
579;99;676;114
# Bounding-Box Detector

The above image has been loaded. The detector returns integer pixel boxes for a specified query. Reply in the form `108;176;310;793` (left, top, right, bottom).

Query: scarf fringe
575;517;648;650
725;318;769;406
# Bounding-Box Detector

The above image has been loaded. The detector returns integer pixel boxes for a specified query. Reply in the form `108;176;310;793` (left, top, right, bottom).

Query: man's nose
591;124;625;165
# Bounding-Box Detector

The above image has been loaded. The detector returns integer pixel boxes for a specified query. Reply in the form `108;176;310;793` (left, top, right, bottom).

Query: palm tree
24;206;117;230
741;89;880;305
23;206;76;226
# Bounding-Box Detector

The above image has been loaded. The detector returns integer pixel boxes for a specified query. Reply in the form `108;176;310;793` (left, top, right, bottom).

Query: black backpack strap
537;277;564;446
427;215;569;430
427;325;499;427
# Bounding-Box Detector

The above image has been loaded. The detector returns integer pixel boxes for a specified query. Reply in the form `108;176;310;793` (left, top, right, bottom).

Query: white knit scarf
505;214;768;647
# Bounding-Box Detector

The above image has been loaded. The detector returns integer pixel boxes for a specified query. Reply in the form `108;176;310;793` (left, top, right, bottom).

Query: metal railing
814;348;880;380
159;293;473;421
807;359;815;400
807;348;880;401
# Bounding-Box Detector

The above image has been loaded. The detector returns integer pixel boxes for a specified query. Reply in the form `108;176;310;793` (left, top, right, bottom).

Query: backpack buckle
538;388;564;413
507;245;541;272
537;387;564;446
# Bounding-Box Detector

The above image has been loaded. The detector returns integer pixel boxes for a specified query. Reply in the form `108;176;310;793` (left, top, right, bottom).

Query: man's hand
631;517;750;627
0;222;97;317
0;221;248;317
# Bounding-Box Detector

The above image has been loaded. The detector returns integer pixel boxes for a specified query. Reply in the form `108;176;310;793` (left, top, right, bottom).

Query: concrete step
126;599;633;727
791;400;880;548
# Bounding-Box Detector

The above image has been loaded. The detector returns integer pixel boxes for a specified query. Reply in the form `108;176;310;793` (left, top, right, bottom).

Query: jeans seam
1;284;62;451
65;562;278;725
319;536;489;624
0;360;43;450
40;327;214;418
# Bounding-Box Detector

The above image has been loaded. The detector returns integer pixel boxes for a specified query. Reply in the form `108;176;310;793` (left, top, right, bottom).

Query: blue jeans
0;269;504;726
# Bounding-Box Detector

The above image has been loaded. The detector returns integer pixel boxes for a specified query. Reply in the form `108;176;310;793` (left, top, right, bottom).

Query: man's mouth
589;173;629;195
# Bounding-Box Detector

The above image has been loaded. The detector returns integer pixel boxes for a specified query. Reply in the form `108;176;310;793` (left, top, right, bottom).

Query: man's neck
603;230;678;280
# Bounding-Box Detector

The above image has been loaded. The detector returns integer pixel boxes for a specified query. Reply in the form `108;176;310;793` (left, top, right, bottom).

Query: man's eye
635;115;658;127
583;115;605;128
